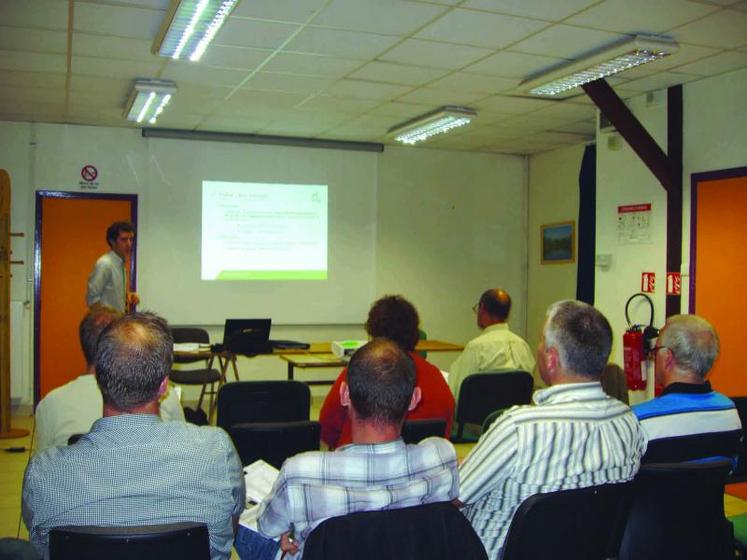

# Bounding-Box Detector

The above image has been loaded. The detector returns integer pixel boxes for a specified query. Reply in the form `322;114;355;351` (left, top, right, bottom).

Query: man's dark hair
364;295;420;352
95;312;173;411
79;305;122;367
479;289;511;320
347;338;416;427
544;300;612;379
106;221;135;247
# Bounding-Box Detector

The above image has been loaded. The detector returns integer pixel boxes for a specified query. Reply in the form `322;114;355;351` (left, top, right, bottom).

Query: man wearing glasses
632;314;741;463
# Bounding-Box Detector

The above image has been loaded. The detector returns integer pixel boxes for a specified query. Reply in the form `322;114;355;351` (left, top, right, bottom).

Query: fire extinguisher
623;293;659;391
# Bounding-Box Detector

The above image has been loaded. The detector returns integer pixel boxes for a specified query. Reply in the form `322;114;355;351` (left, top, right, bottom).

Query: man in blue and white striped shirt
459;300;647;559
633;314;741;464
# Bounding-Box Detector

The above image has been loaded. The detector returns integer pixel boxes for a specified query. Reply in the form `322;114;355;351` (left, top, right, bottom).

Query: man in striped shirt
458;300;646;559
633;314;741;463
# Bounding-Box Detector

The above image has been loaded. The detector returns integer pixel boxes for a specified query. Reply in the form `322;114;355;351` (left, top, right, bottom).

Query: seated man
633;314;741;463
23;312;244;560
236;338;459;560
34;305;184;453
458;300;646;559
320;295;454;449
448;288;535;401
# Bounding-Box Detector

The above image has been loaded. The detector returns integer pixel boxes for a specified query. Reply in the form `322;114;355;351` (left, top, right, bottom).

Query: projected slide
202;181;328;280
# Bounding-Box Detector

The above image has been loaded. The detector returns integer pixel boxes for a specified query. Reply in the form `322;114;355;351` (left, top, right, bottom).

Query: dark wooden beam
666;85;683;317
582;79;674;192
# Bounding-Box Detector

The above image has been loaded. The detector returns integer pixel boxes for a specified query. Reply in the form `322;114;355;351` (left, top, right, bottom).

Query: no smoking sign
79;164;100;189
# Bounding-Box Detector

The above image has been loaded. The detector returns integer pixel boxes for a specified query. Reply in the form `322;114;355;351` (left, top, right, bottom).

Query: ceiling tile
232;0;328;23
566;0;719;33
0;27;67;54
466;50;567;78
476;95;555;114
349;61;447;86
510;25;627;59
0;70;66;89
0;85;65;105
668;50;747;75
72;56;162;80
284;27;400;59
74;3;165;41
621;70;700;91
220;89;310;112
324;79;412;100
365;100;437;117
297;94;382;113
217;18;301;49
428;72;519;94
415;9;549;49
397;87;484;105
68;90;121;109
198;46;272;70
554;118;596;134
312;0;448;35
0;0;68;30
644;43;721;71
243;72;334;95
0;50;66;73
69;76;131;98
196;114;274;134
379;39;493;70
532;102;596;122
462;0;600;21
161;62;249;87
670;9;747;48
529;130;591;144
262;53;362;78
73;34;154;62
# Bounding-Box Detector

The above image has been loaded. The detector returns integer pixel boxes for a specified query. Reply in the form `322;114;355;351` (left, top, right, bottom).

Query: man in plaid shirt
235;337;459;560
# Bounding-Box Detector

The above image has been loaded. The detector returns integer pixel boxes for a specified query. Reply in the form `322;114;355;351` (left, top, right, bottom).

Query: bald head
80;304;122;368
477;289;511;328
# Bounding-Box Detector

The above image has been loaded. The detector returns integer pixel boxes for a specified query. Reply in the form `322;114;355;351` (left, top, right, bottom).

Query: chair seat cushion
170;369;221;385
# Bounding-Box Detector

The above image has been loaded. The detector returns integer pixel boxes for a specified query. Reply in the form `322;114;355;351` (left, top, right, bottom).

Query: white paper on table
239;460;281;532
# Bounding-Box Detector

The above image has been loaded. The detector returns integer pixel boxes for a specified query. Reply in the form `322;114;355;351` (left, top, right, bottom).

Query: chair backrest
401;419;447;444
67;433;83;445
216;380;310;429
729;396;747;481
618;460;734;560
49;522;210;560
171;328;210;364
302;501;487;560
501;482;633;560
228;421;321;468
456;371;533;427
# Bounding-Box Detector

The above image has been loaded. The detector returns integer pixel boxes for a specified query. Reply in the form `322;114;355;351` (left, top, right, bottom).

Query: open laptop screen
223;318;272;355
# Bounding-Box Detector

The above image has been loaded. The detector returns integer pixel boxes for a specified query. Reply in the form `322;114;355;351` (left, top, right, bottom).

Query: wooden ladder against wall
0;169;29;438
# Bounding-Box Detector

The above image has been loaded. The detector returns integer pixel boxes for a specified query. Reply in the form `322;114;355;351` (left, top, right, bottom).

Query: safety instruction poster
618;203;652;244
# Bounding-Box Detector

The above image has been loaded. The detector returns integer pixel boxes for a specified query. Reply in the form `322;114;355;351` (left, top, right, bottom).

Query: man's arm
318;370;348;449
85;259;110;307
256;469;293;538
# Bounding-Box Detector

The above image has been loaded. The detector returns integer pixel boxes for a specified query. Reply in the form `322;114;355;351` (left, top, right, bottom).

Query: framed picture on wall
541;221;575;264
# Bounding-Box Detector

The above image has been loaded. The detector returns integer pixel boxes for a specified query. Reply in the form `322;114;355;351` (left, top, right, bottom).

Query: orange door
35;192;136;401
692;170;747;397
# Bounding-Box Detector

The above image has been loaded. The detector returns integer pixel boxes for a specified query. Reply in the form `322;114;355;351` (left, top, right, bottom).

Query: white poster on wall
617;203;652;244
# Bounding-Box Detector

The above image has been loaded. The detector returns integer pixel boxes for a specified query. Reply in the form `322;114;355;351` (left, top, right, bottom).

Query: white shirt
86;250;126;312
34;373;185;454
459;382;646;559
448;323;536;401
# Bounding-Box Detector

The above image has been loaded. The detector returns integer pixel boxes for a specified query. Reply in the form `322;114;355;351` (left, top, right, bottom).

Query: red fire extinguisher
623;293;659;391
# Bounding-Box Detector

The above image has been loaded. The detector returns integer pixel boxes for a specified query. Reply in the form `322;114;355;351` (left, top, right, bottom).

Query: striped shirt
257;437;458;558
459;382;646;559
633;382;741;464
23;414;245;560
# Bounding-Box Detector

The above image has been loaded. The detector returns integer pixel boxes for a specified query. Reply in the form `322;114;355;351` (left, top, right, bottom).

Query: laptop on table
223;318;273;356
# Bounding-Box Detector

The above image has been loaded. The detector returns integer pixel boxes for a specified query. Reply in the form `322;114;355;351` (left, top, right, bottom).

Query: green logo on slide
215;270;327;280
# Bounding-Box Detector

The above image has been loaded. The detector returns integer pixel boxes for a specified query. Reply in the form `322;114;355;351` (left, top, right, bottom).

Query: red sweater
319;352;455;449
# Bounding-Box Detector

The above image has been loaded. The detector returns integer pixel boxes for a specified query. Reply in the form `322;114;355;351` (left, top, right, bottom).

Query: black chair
728;396;747;483
453;371;533;441
302;501;488;560
401;418;447;444
67;433;83;445
170;328;221;414
619;460;734;560
501;482;633;560
216;380;310;430
49;522;209;560
228;420;321;468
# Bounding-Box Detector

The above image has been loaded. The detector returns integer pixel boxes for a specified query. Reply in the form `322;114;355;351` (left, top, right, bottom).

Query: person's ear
158;377;169;397
408;386;422;411
544;347;560;378
340;381;351;408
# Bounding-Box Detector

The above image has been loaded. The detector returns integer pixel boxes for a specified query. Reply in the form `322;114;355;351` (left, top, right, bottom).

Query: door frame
33;190;138;404
689;166;747;312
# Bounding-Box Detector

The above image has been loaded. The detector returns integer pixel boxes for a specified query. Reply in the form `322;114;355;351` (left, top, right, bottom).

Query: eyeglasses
472;304;479;314
648;345;668;357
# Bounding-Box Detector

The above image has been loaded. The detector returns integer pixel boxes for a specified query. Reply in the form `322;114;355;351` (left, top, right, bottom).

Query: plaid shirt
23;414;245;560
257;437;458;557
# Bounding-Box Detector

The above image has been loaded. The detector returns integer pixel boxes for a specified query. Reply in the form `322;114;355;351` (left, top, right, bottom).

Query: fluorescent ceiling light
388;106;477;145
153;0;239;61
521;35;678;98
124;79;177;125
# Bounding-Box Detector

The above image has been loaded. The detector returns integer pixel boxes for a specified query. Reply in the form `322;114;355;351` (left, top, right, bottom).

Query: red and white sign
618;203;652;213
666;272;681;296
81;164;98;182
641;272;656;293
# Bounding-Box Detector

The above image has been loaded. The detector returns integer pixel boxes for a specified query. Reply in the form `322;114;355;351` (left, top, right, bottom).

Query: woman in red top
320;295;455;449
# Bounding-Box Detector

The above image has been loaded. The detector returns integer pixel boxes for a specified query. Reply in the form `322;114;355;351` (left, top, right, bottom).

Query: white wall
1;122;528;405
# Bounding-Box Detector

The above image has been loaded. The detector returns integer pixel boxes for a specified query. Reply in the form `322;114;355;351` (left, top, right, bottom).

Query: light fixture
521;35;678;98
388;106;477;145
124;79;177;125
153;0;239;61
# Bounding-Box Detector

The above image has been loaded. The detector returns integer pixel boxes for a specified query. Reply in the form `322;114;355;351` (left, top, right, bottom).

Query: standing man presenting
86;221;139;312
